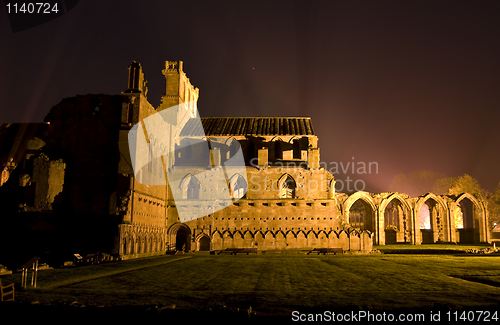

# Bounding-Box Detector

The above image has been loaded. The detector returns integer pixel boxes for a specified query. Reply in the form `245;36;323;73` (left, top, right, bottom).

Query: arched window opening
350;200;365;229
230;174;247;200
454;206;464;229
458;198;474;229
227;139;240;160
198;236;211;251
419;203;431;230
384;201;400;230
348;198;375;232
186;176;200;200
456;197;477;244
279;175;296;198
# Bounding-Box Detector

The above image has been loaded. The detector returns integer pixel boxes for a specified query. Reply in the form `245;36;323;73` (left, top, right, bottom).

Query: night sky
1;0;499;194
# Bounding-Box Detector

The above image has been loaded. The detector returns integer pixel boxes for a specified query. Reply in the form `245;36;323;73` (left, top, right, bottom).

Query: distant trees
389;171;500;228
489;183;500;228
389;170;445;197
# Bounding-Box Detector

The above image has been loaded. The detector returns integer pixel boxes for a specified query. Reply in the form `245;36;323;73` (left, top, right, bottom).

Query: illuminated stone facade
0;61;490;263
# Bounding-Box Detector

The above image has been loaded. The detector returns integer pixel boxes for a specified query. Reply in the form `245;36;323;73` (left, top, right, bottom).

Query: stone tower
159;61;199;116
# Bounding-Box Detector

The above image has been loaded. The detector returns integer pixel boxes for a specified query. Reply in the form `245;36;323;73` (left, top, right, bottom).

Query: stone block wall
181;198;373;252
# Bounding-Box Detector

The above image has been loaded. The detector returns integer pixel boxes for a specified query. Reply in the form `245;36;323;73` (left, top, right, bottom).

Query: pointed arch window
279;174;296;198
230;174;247;200
187;176;200;200
181;175;200;200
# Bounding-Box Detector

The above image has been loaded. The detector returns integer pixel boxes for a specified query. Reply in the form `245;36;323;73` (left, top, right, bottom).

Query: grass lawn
2;249;500;317
375;243;495;252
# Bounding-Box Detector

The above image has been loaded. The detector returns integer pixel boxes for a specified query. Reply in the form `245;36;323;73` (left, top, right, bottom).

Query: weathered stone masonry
0;61;490;262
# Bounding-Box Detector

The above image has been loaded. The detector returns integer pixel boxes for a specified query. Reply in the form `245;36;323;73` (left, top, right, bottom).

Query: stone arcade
0;61;490;261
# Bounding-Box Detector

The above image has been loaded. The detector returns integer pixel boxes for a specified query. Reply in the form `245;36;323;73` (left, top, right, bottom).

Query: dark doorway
198;236;211;251
175;227;190;251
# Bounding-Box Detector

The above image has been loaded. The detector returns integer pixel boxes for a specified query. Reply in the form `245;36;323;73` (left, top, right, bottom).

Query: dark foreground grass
2;251;500;320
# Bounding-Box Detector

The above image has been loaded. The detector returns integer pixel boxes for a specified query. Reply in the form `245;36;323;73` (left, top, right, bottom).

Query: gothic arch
233;230;244;240
344;192;377;215
254;230;265;238
288;137;302;159
306;229;318;238
379;193;412;215
379;193;413;244
343;191;377;230
195;233;211;251
275;230;287;249
229;173;247;200
277;173;296;198
317;230;328;244
454;193;487;243
137;235;144;254
129;234;136;255
415;193;449;243
455;193;482;211
179;174;201;200
123;233;132;255
243;230;254;246
212;231;223;250
222;137;240;162
272;137;284;160
415;193;447;212
222;229;233;238
264;229;275;238
454;193;481;230
242;229;254;237
275;229;286;237
168;223;191;251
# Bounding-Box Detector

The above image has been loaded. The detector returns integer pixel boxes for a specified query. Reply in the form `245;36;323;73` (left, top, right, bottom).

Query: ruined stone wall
337;191;490;246
176;187;373;252
179;199;372;251
245;167;334;200
116;62;175;257
43;94;124;217
117;223;165;260
32;154;65;211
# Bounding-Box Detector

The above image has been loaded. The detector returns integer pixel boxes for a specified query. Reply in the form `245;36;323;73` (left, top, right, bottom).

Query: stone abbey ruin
0;61;490;264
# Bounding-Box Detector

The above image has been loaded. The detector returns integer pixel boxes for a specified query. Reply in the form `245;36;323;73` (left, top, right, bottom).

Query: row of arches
118;190;488;257
177;173;303;200
168;225;373;252
341;192;487;245
120;226;165;256
178;173;248;200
